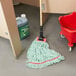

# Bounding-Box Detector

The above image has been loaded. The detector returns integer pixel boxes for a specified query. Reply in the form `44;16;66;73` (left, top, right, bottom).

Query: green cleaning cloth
26;38;64;69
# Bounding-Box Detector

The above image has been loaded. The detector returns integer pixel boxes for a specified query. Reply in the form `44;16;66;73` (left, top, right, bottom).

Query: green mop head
26;38;64;69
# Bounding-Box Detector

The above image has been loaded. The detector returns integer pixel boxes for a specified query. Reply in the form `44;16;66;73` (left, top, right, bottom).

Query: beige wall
41;0;76;13
0;2;10;39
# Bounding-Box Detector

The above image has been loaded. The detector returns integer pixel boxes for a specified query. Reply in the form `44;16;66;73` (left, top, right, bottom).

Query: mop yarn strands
26;38;64;69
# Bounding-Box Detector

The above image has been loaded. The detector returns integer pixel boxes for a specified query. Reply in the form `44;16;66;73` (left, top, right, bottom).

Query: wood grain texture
16;0;39;7
0;0;22;57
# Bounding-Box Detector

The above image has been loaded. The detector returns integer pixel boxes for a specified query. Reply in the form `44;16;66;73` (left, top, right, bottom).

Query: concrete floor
0;4;76;76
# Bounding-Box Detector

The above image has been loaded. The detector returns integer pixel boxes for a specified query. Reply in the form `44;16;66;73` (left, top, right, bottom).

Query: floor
0;4;76;76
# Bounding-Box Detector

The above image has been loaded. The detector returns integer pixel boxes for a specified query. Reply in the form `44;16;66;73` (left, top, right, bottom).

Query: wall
0;2;9;39
42;0;76;13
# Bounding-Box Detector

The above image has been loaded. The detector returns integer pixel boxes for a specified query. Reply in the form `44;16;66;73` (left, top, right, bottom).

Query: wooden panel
16;0;39;7
0;0;22;57
42;0;76;13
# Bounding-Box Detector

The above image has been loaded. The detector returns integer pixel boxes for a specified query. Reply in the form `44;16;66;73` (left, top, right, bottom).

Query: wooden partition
16;0;39;7
0;0;22;57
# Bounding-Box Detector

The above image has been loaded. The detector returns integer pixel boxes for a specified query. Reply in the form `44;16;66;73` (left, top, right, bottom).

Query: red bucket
59;12;76;48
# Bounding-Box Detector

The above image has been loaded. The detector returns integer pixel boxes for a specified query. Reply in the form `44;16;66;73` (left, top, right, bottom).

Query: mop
26;25;64;69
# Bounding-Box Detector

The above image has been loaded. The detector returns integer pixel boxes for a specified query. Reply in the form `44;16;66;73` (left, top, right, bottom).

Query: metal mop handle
39;26;45;41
